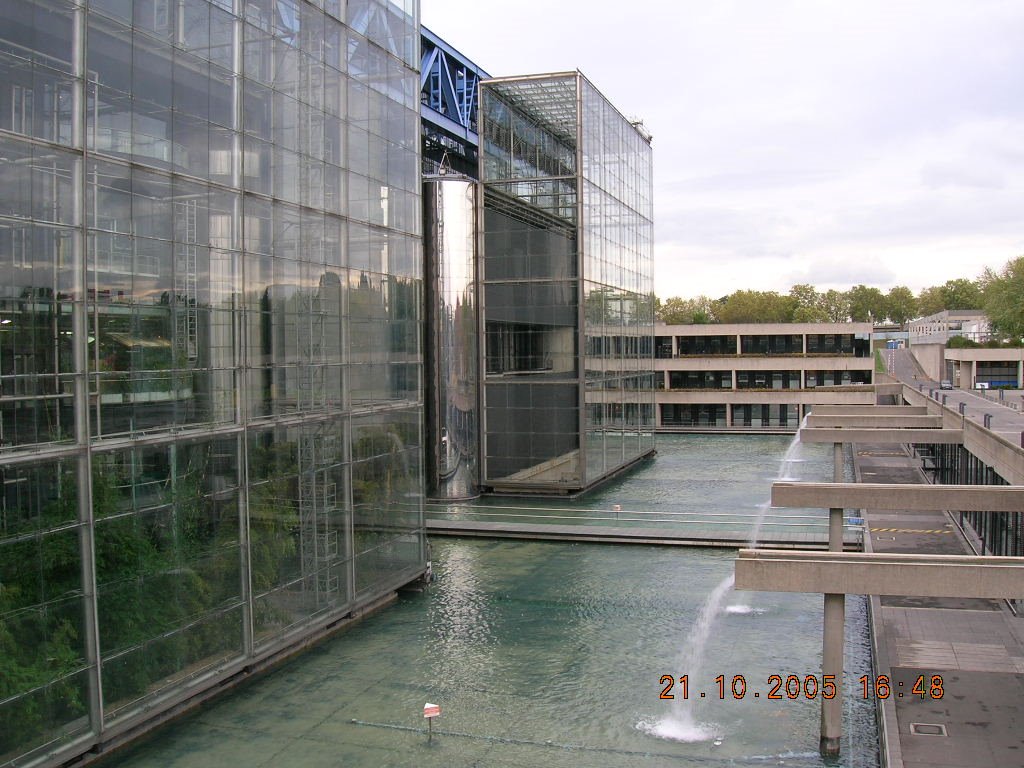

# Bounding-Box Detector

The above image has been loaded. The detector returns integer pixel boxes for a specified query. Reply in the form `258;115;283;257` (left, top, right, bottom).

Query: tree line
656;255;1024;342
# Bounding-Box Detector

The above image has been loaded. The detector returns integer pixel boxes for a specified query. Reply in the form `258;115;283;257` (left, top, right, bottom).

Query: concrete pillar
829;508;843;549
821;592;845;757
1017;360;1022;389
822;440;845;757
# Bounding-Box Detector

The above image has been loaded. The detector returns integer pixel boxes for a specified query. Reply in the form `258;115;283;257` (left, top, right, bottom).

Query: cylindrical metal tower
423;177;480;499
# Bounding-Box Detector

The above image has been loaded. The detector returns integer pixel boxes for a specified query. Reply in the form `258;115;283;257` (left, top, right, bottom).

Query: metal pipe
72;0;105;736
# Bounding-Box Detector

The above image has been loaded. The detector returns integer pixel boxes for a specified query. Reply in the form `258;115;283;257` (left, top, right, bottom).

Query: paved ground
853;441;1024;768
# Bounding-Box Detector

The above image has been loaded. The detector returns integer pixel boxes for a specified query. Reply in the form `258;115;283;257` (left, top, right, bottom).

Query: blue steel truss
421;27;490;144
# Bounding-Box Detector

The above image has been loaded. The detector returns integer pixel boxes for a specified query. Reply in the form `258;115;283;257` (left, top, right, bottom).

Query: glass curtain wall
479;73;654;492
579;75;655;484
479;75;581;489
0;0;424;765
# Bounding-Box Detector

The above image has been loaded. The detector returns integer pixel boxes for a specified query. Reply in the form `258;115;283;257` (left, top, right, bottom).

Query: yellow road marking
868;527;952;534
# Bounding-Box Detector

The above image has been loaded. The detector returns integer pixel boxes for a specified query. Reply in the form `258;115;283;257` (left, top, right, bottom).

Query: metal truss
420;27;490;141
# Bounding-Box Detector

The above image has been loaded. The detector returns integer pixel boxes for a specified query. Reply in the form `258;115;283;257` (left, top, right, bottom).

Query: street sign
423;703;441;718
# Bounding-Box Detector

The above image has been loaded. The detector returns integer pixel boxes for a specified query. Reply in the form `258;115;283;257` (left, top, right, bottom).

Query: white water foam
641;574;735;742
645;417;809;744
722;604;765;615
638;712;717;743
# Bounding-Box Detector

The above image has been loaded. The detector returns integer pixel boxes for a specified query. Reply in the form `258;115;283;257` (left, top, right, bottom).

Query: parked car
940;380;953;390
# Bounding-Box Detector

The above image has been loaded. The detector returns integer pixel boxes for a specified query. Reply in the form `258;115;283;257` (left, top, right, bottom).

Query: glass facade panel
479;73;654;491
0;0;423;763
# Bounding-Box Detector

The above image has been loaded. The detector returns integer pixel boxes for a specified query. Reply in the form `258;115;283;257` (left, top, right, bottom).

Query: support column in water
821;440;846;757
423;178;480;500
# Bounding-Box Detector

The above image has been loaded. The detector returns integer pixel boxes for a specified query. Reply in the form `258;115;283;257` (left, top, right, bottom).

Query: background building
477;72;656;493
943;347;1023;389
0;1;426;765
655;322;875;430
907;309;989;344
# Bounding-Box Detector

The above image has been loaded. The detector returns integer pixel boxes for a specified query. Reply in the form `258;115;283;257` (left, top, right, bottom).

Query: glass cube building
479;72;655;493
0;0;424;764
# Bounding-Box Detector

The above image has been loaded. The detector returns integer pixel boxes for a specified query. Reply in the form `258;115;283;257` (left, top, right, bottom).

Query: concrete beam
799;427;964;444
810;405;928;416
806;414;944;429
772;482;1024;512
872;383;904;396
734;549;1024;598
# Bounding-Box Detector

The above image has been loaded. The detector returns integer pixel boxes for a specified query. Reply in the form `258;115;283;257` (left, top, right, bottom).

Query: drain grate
910;722;948;736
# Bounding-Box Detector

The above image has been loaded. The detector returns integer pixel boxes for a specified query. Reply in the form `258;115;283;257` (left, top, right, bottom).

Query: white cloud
423;0;1024;299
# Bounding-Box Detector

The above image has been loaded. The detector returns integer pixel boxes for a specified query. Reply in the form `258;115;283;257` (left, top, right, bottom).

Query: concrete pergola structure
805;414;944;429
809;405;928;416
749;409;1024;757
799;427;964;445
772;482;1024;514
734;549;1024;756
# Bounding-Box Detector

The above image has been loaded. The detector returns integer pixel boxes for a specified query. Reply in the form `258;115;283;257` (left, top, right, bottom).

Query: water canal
103;435;879;768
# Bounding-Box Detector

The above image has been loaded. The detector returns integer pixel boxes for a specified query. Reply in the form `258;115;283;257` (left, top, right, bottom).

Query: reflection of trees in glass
352;420;418;591
586;287;655;325
0;464;85;757
247;437;300;633
93;445;242;710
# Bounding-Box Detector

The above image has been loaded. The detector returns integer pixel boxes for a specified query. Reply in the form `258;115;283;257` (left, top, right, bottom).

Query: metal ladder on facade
298;427;340;605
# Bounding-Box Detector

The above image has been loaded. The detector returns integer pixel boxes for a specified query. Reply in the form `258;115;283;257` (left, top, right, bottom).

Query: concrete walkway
853;441;1024;768
890;348;1024;441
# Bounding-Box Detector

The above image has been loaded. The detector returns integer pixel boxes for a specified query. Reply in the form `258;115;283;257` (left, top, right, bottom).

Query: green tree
884;286;917;326
846;285;886;323
819;289;850;323
716;290;796;323
917;279;983;316
917;285;945;316
789;283;825;322
656;295;717;324
981;256;1024;342
941;278;983;310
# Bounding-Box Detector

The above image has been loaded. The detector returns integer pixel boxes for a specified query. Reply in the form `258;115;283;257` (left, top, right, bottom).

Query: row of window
660;370;872;389
656;334;869;358
659;403;803;428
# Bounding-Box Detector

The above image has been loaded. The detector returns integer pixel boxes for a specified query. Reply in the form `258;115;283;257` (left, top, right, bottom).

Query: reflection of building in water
0;1;425;766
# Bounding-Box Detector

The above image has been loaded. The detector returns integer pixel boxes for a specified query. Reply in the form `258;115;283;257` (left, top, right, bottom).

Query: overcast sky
421;0;1024;300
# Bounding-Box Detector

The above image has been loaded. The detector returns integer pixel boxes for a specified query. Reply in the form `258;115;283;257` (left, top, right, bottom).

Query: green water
104;435;878;767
